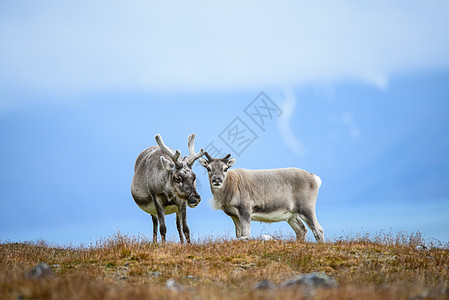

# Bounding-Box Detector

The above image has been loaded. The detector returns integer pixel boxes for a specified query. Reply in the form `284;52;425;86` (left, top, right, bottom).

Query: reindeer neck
211;170;238;204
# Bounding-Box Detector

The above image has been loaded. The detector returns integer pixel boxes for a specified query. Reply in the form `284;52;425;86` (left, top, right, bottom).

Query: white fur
313;174;322;189
251;210;294;222
209;197;222;210
140;202;178;215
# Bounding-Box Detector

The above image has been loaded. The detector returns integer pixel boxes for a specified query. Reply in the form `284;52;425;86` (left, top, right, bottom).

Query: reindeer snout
212;176;223;186
188;193;201;208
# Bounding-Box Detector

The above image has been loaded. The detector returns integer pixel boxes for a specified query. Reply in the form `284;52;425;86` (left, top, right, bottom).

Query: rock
151;271;162;277
282;272;338;289
260;235;274;241
254;279;276;290
26;263;53;279
415;245;429;251
166;278;183;292
238;236;251;241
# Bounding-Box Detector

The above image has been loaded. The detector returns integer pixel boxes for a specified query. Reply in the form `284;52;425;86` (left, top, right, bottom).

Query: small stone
415;245;429;251
254;279;276;290
260;235;274;241
151;271;162;277
282;272;338;289
166;278;183;292
26;263;53;279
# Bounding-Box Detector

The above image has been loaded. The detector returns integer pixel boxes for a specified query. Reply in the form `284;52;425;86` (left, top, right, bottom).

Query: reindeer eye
224;167;228;172
207;167;211;172
174;176;182;183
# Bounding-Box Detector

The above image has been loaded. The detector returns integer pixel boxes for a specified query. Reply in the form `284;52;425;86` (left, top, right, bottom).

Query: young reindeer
199;152;324;242
131;133;204;243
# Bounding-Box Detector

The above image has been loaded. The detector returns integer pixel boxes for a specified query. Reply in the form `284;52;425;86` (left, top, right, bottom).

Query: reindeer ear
198;157;208;167
226;158;236;168
160;156;175;171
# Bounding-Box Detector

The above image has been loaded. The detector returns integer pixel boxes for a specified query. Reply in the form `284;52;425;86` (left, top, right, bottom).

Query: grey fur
131;133;204;243
199;153;324;242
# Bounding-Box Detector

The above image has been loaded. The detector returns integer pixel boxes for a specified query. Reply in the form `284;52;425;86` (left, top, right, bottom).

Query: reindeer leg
175;212;184;244
237;206;251;239
179;202;191;243
298;208;324;243
231;216;242;238
151;215;158;243
153;194;167;243
288;215;307;241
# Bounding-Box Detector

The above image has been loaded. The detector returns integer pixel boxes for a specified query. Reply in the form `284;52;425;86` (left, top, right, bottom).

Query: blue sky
1;1;448;245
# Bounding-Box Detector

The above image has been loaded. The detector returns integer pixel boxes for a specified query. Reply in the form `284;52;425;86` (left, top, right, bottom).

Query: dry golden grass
1;232;448;299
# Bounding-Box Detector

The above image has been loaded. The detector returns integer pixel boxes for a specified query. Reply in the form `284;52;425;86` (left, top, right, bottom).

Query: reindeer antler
221;154;231;161
155;134;182;167
204;151;213;161
186;133;204;166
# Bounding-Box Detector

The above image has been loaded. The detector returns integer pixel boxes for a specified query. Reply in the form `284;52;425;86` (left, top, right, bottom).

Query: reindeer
199;152;324;242
131;133;204;243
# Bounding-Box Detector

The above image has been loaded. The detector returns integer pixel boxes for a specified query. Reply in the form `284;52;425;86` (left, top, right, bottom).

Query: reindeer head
155;133;204;208
199;152;236;189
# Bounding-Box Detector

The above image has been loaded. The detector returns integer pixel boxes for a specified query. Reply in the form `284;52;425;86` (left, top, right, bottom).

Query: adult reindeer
199;152;324;242
131;133;204;243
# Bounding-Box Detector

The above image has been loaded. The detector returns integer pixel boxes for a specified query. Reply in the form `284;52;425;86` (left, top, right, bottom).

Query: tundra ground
1;232;448;299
